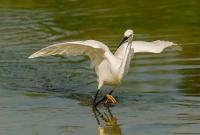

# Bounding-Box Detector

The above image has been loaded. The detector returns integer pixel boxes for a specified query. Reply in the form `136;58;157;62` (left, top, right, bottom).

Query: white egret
29;29;182;107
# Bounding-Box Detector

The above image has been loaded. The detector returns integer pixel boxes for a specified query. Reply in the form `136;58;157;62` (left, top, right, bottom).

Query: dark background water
0;0;200;134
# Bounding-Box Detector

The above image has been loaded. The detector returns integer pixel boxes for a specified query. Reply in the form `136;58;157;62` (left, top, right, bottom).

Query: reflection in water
92;107;123;135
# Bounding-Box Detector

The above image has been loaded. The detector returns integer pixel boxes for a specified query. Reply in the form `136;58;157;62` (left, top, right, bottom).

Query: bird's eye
127;34;132;38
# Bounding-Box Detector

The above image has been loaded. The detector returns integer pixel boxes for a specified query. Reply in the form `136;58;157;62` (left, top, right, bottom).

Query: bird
28;29;183;107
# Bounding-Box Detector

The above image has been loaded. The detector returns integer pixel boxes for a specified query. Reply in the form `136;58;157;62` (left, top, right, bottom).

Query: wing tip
170;44;183;52
177;45;183;51
28;53;39;59
28;55;34;59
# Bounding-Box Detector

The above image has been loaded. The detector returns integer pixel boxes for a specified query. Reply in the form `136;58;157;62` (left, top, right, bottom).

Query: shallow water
0;0;200;134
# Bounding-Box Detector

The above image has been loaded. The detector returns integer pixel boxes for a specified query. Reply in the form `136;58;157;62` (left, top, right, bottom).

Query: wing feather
29;40;111;68
132;40;183;53
115;40;182;59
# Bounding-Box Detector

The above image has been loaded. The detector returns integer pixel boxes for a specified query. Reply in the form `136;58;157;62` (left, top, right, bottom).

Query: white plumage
29;29;182;107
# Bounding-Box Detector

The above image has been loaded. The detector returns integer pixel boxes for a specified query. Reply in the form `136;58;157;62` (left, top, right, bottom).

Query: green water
0;0;200;134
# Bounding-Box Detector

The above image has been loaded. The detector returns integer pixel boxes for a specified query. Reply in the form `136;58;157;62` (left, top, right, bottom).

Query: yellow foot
104;94;117;104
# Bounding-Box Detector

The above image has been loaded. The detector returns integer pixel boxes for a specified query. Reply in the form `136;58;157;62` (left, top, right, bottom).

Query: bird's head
118;29;134;48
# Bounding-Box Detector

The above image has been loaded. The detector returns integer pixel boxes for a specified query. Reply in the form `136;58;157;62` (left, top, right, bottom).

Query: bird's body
96;41;134;90
29;30;182;107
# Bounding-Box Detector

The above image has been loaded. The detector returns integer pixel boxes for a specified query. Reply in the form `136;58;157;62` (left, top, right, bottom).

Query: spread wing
131;40;183;53
115;40;182;59
28;40;111;68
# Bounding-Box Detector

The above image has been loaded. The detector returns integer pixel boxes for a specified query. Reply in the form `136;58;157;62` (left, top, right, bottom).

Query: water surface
0;0;200;134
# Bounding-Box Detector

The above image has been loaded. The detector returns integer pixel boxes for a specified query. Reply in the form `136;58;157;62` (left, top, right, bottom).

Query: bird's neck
104;42;133;83
115;42;129;59
118;42;134;80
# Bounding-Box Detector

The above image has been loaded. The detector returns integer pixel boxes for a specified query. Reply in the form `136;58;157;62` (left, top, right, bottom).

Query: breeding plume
29;29;182;107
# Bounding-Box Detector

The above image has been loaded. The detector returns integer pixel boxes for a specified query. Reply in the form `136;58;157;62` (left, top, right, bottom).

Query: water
0;0;200;134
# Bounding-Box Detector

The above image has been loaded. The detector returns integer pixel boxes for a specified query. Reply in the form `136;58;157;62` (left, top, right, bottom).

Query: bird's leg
93;89;100;104
93;96;107;107
93;90;117;107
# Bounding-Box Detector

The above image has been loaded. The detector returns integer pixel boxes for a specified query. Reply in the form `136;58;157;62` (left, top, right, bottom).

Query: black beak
118;36;128;48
